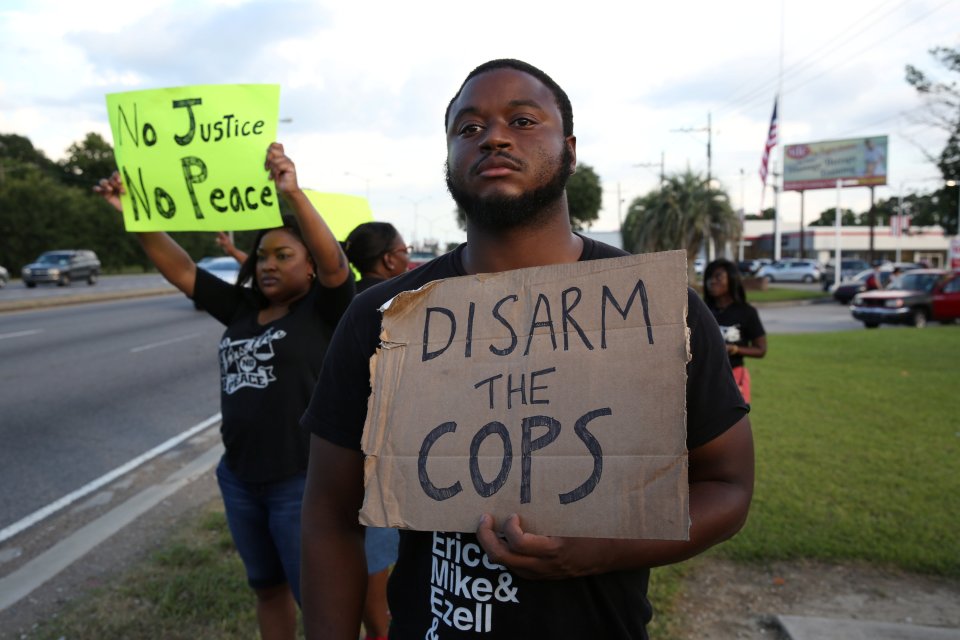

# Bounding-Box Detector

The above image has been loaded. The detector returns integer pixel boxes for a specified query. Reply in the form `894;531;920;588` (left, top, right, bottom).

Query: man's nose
480;122;512;150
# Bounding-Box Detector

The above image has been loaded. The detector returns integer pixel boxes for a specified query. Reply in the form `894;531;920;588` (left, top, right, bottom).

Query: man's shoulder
348;250;462;317
580;235;629;261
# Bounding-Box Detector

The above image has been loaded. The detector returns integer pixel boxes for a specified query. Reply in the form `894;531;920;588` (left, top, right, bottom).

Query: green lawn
749;286;829;303
723;326;960;575
27;327;960;639
649;326;960;637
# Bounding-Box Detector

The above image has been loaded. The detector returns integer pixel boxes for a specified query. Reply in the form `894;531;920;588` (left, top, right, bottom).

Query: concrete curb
0;287;178;313
777;615;960;640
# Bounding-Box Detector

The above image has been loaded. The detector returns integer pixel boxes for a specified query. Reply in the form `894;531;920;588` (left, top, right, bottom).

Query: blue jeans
216;458;305;603
365;526;399;574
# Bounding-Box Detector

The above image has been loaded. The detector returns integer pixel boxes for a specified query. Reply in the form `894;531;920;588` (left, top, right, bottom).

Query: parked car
197;256;241;283
21;250;100;287
831;263;925;303
737;259;762;276
850;269;960;328
831;269;888;304
194;256;241;309
693;258;706;276
757;259;822;283
408;251;438;270
820;258;870;291
0;264;8;288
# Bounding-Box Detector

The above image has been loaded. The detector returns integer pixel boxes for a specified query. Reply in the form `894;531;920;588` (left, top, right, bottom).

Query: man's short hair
444;59;574;137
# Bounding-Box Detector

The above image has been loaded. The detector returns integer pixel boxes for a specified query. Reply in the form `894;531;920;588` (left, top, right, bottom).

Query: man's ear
567;135;577;174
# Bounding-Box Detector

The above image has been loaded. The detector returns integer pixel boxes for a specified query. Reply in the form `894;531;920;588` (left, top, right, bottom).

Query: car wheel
58;274;71;287
911;308;928;328
764;275;774;284
87;271;98;285
803;275;814;283
25;281;36;288
863;322;879;329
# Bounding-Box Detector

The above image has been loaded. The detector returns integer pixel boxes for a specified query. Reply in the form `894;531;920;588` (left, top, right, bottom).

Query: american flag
759;96;779;187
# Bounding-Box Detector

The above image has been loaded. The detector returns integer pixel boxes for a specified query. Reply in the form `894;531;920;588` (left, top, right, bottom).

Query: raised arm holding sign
95;141;353;640
300;59;754;640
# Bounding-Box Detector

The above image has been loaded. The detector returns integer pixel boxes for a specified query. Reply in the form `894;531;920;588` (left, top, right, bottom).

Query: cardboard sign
360;250;691;540
106;84;281;232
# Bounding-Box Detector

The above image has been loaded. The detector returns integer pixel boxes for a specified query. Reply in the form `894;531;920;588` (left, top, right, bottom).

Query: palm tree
621;170;740;281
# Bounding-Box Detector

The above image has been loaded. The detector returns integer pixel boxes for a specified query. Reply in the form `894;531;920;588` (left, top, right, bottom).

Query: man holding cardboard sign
300;59;753;639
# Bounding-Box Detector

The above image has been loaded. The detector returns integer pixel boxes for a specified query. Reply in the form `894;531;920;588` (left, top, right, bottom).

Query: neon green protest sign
303;190;375;282
302;190;374;241
106;84;281;232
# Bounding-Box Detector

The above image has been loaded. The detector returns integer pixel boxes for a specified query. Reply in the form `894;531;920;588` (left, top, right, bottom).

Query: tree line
0;132;253;274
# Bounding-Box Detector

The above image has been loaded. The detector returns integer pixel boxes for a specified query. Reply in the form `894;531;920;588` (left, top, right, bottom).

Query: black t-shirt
302;237;747;639
194;267;353;483
710;301;765;369
356;274;387;293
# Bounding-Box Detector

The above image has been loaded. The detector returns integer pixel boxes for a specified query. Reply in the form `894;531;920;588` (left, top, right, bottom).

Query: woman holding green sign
95;142;354;640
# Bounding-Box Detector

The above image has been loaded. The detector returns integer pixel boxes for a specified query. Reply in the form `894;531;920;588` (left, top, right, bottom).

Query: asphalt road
758;298;863;333
0;292;224;531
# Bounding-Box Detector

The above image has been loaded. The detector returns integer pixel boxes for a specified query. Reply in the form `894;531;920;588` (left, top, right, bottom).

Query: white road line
0;329;43;340
0;413;221;545
0;442;223;613
130;332;203;353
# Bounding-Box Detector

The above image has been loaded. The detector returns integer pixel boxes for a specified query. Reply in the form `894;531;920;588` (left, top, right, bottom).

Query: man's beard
446;145;573;232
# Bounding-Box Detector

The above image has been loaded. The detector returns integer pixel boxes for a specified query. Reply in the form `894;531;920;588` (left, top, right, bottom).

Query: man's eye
513;117;535;127
459;123;481;135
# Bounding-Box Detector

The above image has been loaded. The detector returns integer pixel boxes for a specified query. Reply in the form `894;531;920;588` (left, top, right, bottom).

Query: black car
820;258;870;291
21;250;101;287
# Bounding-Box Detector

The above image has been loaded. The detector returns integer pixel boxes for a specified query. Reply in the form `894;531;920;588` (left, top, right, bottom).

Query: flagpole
896;182;903;263
774;0;785;260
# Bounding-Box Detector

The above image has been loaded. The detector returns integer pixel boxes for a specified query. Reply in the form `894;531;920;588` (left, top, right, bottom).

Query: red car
850;269;960;328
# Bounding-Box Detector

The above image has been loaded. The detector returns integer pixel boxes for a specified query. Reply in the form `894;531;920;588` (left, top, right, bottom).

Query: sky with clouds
2;0;958;247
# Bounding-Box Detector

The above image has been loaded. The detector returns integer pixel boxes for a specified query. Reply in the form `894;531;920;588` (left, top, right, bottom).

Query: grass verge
28;503;285;640
749;286;829;303
650;325;960;636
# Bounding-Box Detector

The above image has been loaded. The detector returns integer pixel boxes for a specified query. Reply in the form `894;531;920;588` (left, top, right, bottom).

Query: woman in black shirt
703;258;767;403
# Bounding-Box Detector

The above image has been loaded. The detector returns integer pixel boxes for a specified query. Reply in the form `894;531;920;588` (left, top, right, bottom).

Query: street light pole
947;180;960;237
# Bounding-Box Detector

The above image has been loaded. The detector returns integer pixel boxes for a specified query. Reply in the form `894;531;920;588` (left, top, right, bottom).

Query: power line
713;0;953;122
714;0;908;118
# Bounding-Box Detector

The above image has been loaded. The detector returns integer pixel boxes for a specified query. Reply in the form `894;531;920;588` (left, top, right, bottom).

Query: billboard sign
783;136;888;191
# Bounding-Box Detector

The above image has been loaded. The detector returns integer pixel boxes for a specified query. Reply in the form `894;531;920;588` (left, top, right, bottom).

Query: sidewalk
778;616;960;640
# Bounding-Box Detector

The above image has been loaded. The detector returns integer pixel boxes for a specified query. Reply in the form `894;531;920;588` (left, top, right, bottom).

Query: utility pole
772;161;782;261
739;168;745;262
868;186;876;265
671;115;711;183
633;151;665;185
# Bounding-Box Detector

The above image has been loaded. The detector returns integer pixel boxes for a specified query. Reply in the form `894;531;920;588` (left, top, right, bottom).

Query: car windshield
898;273;940;292
38;253;70;265
203;258;239;271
